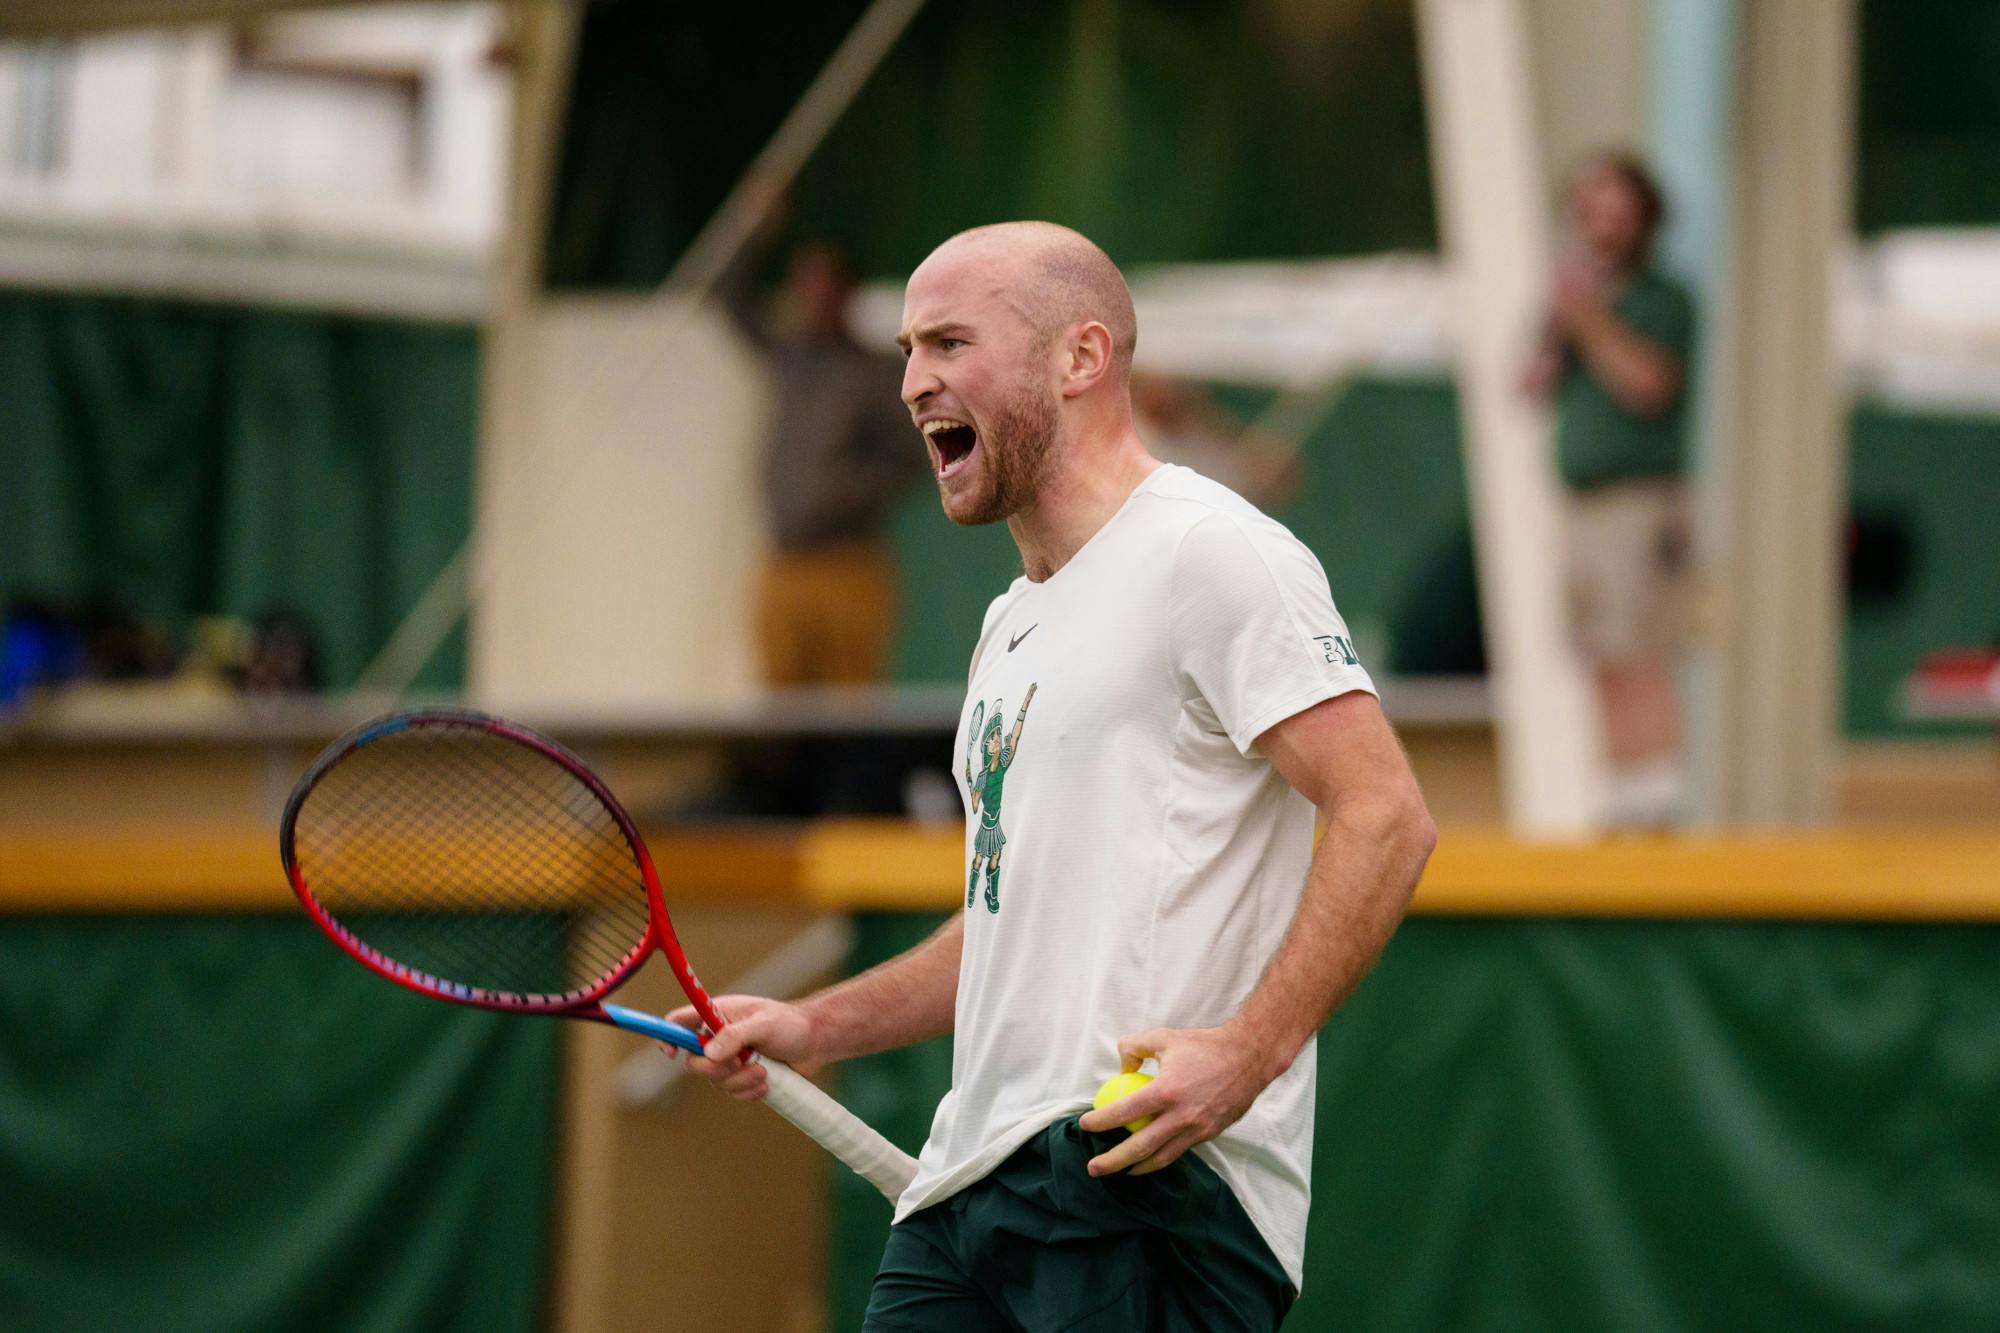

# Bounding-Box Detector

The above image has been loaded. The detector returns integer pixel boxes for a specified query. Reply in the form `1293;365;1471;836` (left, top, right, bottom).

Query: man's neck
1007;425;1160;583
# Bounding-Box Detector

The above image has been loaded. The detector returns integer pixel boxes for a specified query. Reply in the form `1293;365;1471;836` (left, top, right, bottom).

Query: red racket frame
279;708;727;1037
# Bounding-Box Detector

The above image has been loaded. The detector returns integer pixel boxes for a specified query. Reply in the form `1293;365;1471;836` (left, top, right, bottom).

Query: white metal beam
1705;0;1858;823
1415;0;1602;834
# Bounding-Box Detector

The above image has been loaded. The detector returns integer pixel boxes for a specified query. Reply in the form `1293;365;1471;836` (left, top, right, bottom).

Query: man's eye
940;338;964;351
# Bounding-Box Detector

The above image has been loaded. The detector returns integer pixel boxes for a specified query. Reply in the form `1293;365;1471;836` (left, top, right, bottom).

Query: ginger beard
936;370;1060;527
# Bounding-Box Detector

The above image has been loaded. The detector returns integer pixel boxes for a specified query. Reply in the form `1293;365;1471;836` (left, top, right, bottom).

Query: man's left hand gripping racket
279;707;916;1202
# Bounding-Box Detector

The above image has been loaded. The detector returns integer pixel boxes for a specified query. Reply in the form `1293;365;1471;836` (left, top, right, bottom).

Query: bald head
900;222;1148;532
928;221;1138;377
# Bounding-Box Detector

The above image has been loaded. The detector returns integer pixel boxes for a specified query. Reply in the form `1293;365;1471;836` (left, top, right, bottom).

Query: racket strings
291;723;653;1001
324;759;633;947
310;748;642;993
308;759;597;985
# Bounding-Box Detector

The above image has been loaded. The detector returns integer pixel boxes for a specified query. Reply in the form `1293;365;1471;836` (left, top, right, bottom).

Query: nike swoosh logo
1008;624;1038;652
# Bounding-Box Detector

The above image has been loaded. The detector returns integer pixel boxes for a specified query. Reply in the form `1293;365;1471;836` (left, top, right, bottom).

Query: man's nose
902;357;938;408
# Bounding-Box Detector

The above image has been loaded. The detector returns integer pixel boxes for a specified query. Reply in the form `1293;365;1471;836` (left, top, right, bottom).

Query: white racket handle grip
601;1003;916;1203
756;1056;917;1203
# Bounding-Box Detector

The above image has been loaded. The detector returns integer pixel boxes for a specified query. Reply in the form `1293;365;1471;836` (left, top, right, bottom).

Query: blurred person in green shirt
1523;152;1695;826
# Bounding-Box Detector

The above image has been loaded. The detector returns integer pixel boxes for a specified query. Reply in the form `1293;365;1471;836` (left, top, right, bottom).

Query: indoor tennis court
2;2;1999;1330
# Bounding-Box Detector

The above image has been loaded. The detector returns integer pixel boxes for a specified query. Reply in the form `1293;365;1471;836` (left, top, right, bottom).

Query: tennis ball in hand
1092;1071;1155;1132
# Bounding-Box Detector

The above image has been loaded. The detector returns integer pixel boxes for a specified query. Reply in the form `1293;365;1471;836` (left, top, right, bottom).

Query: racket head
280;708;722;1033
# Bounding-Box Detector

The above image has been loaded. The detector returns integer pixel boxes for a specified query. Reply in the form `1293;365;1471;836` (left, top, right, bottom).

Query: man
1523;152;1696;826
673;222;1435;1329
723;226;923;687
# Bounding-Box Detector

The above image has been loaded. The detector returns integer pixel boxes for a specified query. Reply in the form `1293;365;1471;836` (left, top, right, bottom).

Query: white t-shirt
893;463;1376;1291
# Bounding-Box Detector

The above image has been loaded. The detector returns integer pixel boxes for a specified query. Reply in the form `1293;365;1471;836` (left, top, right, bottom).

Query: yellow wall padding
3;822;1998;921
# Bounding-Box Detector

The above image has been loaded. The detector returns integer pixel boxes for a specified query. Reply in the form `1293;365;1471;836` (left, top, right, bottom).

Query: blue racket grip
603;1003;706;1055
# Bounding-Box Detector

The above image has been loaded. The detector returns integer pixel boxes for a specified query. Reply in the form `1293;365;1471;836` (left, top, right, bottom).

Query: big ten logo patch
1313;634;1359;666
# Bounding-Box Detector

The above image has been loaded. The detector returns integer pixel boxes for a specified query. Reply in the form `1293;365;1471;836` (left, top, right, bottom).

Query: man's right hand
660;994;821;1102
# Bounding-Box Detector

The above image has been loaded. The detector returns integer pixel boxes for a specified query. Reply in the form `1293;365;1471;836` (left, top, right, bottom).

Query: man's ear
1061;321;1116;398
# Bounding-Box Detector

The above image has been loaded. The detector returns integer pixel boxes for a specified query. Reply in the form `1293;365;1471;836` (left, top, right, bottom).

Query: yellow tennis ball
1092;1071;1155;1132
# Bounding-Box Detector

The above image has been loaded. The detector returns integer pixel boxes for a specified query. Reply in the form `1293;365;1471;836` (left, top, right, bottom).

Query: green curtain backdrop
0;915;558;1333
831;913;2000;1330
1858;0;2000;231
0;291;477;692
545;0;1435;288
1846;406;2000;736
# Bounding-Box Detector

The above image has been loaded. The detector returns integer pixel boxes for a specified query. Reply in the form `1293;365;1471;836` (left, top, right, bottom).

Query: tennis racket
279;706;916;1202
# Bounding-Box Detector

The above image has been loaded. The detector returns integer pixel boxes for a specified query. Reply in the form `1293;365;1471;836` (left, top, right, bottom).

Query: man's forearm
801;914;962;1064
1568;306;1681;416
1230;798;1432;1078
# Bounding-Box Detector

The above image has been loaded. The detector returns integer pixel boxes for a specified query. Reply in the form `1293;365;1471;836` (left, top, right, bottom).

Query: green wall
1858;0;2000;231
1846;407;2000;736
549;0;2000;266
0;915;557;1332
545;0;1436;288
0;292;477;693
833;912;2000;1329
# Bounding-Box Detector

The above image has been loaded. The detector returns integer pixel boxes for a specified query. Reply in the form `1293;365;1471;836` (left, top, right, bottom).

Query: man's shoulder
1138;465;1318;570
1136;465;1293;538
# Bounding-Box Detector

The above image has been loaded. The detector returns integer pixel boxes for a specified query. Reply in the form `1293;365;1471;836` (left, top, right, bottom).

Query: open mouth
923;418;979;480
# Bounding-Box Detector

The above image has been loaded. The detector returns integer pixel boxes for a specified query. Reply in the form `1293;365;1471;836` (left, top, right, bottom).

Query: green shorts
863;1117;1295;1332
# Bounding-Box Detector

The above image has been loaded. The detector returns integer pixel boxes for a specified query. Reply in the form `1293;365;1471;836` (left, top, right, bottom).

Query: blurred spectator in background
0;597;323;717
1523;151;1696;827
1131;372;1304;509
723;192;924;688
1;600;87;711
239;609;323;696
0;598;176;711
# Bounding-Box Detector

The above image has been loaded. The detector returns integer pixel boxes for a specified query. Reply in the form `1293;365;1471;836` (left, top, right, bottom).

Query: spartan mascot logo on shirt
964;682;1037;914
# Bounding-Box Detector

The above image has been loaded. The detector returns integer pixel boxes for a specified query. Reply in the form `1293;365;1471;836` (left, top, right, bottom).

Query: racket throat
603;1002;706;1055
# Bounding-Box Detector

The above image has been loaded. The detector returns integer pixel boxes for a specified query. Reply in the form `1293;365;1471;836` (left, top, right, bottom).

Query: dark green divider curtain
832;914;2000;1330
0;915;558;1333
545;0;1435;289
1845;407;2000;737
1858;0;2000;231
0;291;477;691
